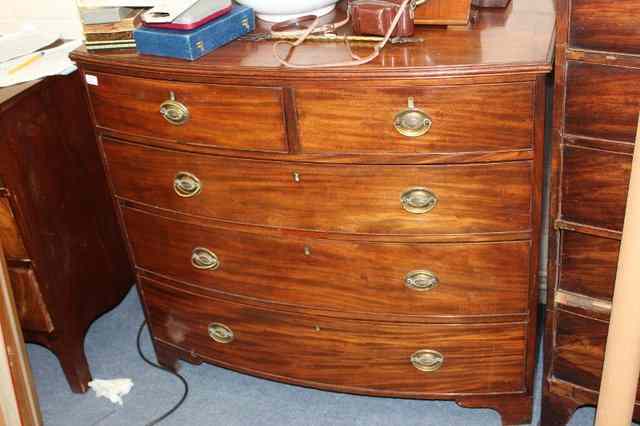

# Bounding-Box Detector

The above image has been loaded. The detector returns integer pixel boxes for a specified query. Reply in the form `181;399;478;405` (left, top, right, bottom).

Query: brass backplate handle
208;322;234;344
174;172;202;198
394;97;432;137
411;349;444;372
401;187;438;214
160;91;190;125
405;270;439;291
191;247;220;270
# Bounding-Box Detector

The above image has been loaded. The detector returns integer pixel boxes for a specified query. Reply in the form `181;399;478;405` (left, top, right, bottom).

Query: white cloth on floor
88;378;134;405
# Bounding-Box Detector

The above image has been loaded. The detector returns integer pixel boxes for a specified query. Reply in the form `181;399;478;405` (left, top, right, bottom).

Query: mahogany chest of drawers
0;74;133;393
542;0;640;424
72;1;555;424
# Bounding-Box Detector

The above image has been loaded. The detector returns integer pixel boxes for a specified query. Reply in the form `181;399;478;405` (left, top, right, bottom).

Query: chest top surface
71;0;556;80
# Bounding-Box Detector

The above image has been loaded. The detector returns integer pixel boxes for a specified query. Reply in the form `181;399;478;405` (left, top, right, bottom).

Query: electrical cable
136;320;189;426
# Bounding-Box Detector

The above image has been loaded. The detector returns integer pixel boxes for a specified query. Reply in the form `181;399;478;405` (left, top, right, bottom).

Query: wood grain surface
296;82;534;154
142;277;527;397
561;144;631;232
565;61;640;143
104;139;533;235
552;309;640;400
558;231;620;302
0;73;134;393
88;73;288;153
414;0;471;25
0;198;28;261
7;267;53;333
570;0;640;55
70;0;555;79
123;206;531;318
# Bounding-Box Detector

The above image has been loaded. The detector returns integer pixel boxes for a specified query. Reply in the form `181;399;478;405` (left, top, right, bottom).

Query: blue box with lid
134;4;254;61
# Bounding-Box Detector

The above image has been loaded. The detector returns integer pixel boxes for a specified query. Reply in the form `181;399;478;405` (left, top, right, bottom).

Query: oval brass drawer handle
191;247;220;270
411;349;444;372
394;97;432;138
401;187;438;214
160;91;190;126
174;172;202;198
405;270;439;291
208;322;234;344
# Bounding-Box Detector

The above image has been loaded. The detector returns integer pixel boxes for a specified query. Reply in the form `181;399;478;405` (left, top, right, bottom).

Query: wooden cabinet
0;74;134;393
72;1;554;424
542;0;640;424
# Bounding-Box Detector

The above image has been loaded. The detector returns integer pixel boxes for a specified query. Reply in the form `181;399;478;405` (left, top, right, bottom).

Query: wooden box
415;0;472;26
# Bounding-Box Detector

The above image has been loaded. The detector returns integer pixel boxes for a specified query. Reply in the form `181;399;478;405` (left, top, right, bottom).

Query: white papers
88;378;134;405
0;40;83;88
0;29;60;63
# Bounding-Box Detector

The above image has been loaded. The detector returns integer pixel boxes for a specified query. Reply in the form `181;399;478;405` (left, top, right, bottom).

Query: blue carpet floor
27;288;605;426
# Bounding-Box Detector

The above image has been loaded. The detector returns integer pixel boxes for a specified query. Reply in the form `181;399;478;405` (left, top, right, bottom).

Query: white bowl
235;0;340;22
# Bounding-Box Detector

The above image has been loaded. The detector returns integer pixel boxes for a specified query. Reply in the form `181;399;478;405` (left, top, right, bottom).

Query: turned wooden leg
55;339;92;393
457;395;532;426
539;387;580;426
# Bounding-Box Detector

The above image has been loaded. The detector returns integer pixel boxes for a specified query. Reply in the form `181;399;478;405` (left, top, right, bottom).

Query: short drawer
559;231;619;301
570;0;640;55
0;196;28;260
552;309;640;400
296;82;534;154
142;277;527;396
9;266;53;333
104;139;532;235
123;207;531;317
561;144;631;231
86;73;288;153
565;61;640;143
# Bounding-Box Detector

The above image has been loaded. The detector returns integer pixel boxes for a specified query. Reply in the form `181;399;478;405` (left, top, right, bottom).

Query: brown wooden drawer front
553;310;640;400
142;278;527;396
570;0;640;55
561;145;631;231
296;83;534;154
87;73;288;153
559;231;619;302
123;207;531;317
565;62;640;143
104;140;532;235
8;266;53;333
0;197;28;260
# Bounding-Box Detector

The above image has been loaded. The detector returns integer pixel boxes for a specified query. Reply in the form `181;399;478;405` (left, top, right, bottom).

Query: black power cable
136;320;189;426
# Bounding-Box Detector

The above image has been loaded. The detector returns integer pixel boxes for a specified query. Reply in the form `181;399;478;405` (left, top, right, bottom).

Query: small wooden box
414;0;472;26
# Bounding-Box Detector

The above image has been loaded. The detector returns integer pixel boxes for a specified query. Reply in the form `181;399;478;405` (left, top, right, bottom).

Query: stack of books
80;7;145;51
134;0;255;61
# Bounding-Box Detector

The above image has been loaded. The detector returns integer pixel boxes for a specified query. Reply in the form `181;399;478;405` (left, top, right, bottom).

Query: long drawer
569;0;640;55
552;309;640;400
0;196;28;260
142;277;527;396
561;144;631;231
559;231;619;301
565;61;640;143
104;139;533;235
87;73;288;153
123;207;531;317
296;82;534;155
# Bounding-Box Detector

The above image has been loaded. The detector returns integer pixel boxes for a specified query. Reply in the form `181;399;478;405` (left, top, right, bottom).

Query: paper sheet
0;28;60;63
0;40;83;88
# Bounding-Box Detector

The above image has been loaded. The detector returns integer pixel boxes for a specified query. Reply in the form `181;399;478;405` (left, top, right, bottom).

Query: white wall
0;0;83;39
